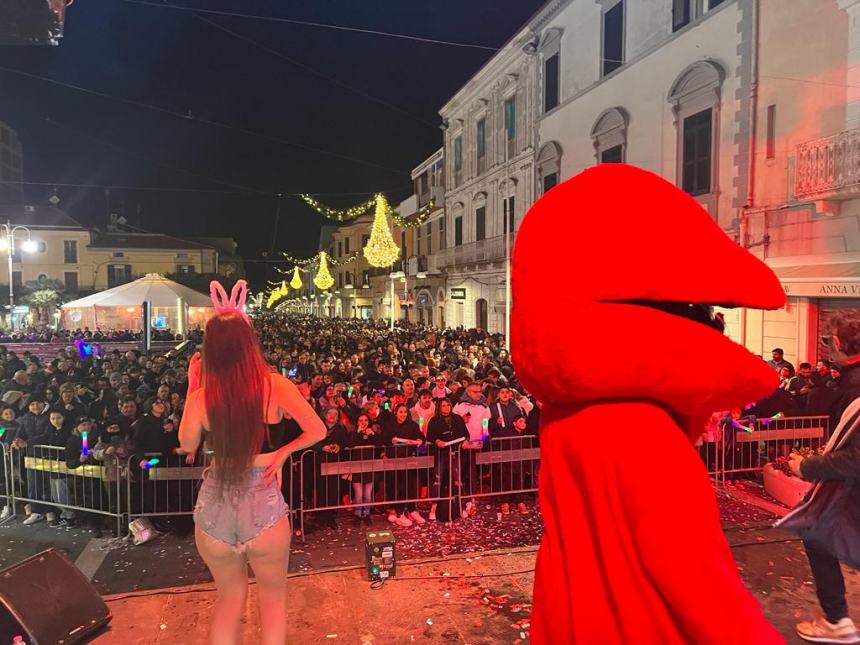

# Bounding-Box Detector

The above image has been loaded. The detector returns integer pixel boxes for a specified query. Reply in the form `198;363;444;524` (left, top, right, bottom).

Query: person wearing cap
13;396;53;525
767;347;794;373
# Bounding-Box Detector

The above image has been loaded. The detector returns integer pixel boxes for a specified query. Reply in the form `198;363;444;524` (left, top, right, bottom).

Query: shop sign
450;288;466;300
783;281;860;297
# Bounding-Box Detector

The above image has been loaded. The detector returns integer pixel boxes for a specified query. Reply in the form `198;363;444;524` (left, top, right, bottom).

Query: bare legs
246;515;292;645
196;528;248;645
195;515;292;645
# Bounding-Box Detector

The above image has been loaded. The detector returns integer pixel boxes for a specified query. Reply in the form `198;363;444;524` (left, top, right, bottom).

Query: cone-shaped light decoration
289;267;303;290
278;280;289;297
313;251;335;290
363;194;400;268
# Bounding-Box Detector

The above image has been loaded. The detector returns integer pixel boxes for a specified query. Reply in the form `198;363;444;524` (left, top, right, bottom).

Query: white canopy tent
61;273;215;332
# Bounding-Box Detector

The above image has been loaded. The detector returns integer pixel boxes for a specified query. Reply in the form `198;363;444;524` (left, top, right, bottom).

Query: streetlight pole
1;220;36;331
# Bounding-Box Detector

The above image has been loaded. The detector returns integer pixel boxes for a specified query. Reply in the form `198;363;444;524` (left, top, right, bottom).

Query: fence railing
721;415;828;479
8;444;127;536
4;417;818;541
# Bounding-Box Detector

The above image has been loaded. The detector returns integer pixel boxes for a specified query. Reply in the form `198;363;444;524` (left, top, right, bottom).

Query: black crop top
259;421;286;454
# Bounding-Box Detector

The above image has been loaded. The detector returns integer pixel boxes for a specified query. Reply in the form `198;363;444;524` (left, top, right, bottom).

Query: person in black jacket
788;331;860;643
42;409;75;527
13;396;53;524
65;417;104;533
490;414;537;515
313;407;349;530
383;403;424;527
348;412;381;526
426;398;469;523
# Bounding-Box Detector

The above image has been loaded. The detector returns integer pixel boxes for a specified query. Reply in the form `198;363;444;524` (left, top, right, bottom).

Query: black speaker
0;549;111;644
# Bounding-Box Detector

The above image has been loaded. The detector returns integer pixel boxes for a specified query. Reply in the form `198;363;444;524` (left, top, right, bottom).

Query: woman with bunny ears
179;280;327;645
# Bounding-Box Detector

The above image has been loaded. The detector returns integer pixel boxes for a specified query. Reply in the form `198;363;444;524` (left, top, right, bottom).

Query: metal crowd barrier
466;436;540;503
127;452;298;529
297;445;458;540
9;444;126;537
717;415;829;480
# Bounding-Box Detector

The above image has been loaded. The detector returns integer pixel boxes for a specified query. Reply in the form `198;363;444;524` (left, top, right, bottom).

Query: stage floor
91;530;860;644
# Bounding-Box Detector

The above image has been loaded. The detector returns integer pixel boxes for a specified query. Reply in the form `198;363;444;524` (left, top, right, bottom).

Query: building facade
735;0;860;368
439;29;538;334
88;232;219;291
0;205;93;297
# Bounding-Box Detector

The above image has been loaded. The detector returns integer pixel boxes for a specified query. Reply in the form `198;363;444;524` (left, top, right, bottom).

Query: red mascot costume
512;165;785;644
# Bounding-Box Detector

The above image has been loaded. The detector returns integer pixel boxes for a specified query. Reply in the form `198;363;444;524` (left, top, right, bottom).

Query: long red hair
202;312;272;489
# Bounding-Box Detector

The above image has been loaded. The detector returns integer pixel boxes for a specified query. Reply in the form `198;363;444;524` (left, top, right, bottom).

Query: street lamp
0;221;37;331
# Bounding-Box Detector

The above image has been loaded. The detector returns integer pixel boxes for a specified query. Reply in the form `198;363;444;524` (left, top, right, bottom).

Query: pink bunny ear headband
210;280;251;325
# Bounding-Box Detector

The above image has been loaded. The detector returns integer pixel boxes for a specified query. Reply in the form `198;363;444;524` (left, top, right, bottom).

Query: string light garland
300;194;375;221
313;251;335;290
301;193;436;227
389;198;436;228
363;194;400;268
289;266;303;290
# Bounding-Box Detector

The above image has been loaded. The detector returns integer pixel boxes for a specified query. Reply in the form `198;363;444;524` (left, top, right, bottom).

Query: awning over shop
773;262;860;297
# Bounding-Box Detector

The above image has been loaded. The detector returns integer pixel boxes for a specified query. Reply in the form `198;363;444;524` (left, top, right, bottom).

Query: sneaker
46;512;57;523
387;511;397;523
469;502;477;516
797;616;860;643
24;504;31;516
22;512;44;526
428;510;436;521
517;502;528;514
395;513;413;528
408;510;426;525
0;505;10;521
49;515;62;527
501;503;511;515
58;518;76;529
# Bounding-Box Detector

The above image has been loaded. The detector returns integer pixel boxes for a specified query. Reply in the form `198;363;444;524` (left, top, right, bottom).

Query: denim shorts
193;466;289;551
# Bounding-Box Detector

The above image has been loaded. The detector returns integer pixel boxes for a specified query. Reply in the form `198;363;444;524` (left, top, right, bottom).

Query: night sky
0;0;545;285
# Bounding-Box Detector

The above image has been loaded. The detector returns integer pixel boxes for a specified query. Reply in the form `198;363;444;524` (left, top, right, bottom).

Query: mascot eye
615;300;726;334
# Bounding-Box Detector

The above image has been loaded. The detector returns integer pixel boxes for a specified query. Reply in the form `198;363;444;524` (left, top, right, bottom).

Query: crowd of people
0;315;540;536
0;327;187;344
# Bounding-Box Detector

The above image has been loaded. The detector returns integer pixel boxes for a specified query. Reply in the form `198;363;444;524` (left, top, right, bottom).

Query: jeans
352;482;373;517
25;468;49;514
49;478;75;519
804;539;848;623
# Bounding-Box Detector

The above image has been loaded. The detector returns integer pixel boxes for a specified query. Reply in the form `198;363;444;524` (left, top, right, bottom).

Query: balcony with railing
418;185;445;208
796;128;860;199
437;233;509;270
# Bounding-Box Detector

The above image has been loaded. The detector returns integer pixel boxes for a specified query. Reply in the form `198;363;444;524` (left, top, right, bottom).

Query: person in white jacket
453;382;491;517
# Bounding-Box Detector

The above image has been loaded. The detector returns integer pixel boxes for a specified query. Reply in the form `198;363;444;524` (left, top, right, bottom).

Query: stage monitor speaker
0;549;111;644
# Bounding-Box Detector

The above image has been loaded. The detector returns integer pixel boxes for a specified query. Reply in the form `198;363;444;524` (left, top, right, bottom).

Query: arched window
476;298;488;331
668;60;724;199
590;107;628;164
536;141;562;195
